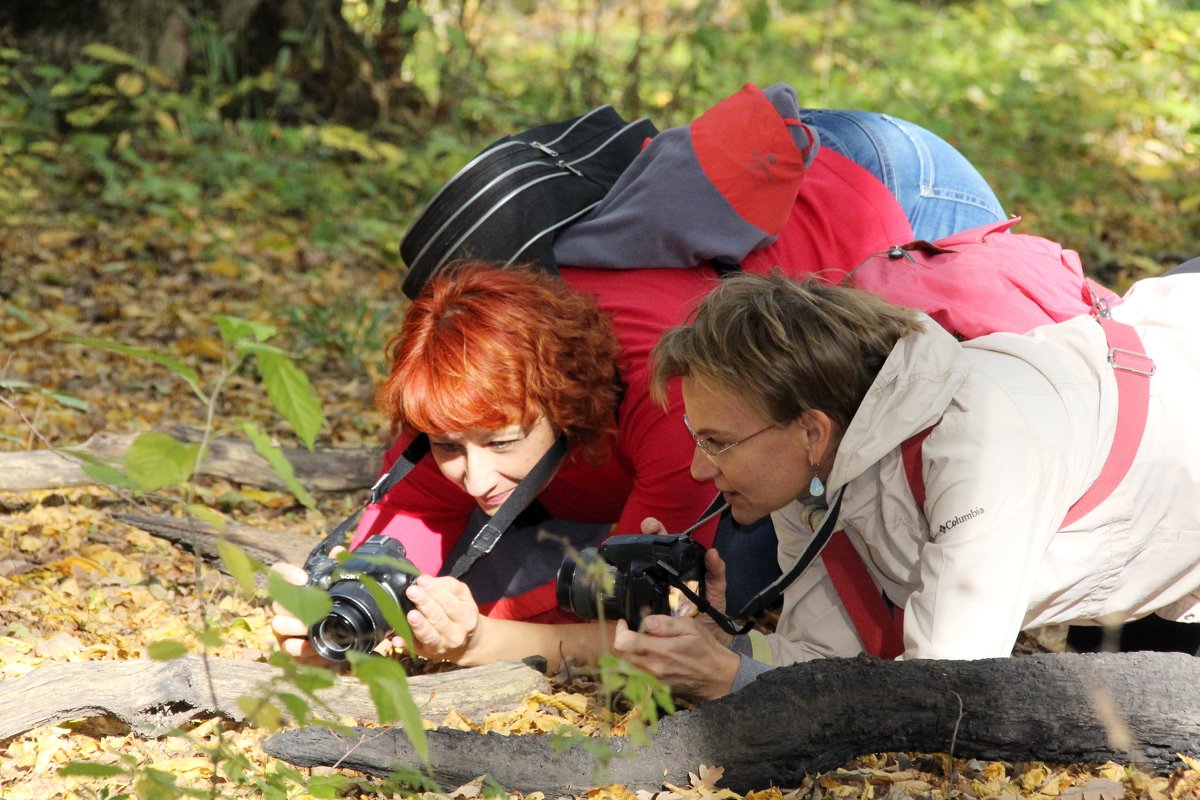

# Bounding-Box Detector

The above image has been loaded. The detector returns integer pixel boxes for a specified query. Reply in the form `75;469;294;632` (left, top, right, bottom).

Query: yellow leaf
17;534;42;553
438;709;477;732
207;256;240;279
257;231;294;254
1132;162;1176;182
176;335;224;361
115;72;145;97
150;756;212;780
145;65;173;88
46;555;105;576
154;109;178;135
237;487;292;509
35;228;80;249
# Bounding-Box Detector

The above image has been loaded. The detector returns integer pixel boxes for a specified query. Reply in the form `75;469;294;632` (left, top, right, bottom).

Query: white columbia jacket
751;274;1200;666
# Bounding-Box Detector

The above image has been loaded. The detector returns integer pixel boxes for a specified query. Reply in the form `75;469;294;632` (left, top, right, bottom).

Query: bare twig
947;690;964;794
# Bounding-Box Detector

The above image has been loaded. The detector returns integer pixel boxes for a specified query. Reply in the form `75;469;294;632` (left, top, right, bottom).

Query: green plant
64;314;323;521
283;295;393;374
544;539;680;781
47;316;436;798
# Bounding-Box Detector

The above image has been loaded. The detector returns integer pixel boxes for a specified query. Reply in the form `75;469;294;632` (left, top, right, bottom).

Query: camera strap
307;432;571;578
666;486;845;636
304;433;433;570
446;433;570;579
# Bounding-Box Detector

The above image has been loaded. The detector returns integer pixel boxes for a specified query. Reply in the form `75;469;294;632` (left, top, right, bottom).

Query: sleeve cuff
728;632;775;693
730;652;774;693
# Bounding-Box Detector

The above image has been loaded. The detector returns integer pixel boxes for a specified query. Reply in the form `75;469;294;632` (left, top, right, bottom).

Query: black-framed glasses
683;414;775;457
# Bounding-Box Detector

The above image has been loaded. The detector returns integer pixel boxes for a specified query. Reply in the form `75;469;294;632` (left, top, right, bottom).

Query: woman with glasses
610;270;1200;700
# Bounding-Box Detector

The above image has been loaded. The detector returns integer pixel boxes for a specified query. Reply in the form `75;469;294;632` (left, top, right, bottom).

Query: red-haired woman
273;260;743;670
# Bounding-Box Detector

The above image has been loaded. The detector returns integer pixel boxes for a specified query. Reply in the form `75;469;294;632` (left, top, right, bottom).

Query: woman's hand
402;574;484;664
611;614;741;701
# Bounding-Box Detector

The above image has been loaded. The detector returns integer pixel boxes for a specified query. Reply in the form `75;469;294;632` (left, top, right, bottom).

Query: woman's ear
796;409;838;464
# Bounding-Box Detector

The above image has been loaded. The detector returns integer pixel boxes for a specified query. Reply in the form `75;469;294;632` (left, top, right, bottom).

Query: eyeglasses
683;414;775;457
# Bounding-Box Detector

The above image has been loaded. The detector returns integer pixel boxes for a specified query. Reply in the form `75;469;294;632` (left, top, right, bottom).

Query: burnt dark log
264;651;1200;795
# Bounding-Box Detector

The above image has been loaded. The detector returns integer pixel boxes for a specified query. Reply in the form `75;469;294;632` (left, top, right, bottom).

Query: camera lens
316;614;361;651
309;582;390;662
556;557;588;617
556;548;618;621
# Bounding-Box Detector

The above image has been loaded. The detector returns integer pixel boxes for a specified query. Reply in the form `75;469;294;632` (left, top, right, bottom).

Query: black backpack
399;106;659;300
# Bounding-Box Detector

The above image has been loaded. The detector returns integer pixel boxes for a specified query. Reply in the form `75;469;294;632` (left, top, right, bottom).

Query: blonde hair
651;272;923;429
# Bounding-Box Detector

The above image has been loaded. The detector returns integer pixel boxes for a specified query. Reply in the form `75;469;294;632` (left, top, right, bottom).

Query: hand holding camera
603;540;744;701
304;534;419;663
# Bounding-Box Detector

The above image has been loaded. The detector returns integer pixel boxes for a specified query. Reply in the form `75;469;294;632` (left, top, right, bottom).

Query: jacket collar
827;315;965;493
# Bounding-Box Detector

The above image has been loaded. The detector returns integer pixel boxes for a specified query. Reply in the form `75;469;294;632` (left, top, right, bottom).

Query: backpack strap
820;533;905;658
900;425;935;509
899;318;1153;528
1060;317;1154;526
832;318;1153;658
304;434;432;569
445;434;570;579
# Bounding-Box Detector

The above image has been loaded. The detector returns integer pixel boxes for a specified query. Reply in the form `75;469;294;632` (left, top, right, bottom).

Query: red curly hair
377;262;621;463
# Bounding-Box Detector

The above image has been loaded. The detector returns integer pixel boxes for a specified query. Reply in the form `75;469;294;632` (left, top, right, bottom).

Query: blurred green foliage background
2;0;1198;290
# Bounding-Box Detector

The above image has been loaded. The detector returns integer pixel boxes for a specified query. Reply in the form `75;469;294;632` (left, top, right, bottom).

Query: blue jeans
801;109;1006;241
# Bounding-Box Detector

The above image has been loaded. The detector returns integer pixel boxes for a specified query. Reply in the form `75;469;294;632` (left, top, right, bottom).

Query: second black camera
556;533;707;630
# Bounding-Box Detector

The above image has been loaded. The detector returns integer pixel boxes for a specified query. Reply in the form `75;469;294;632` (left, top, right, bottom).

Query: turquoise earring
809;463;825;497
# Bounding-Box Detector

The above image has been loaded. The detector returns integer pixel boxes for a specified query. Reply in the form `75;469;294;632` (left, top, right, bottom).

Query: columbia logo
938;507;985;535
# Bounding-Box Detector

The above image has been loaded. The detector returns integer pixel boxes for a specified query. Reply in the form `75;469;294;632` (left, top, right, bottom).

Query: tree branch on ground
0;423;381;493
263;651;1200;795
0;657;550;741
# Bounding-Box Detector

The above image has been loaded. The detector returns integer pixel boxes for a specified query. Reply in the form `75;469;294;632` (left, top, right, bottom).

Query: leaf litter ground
3;215;1200;798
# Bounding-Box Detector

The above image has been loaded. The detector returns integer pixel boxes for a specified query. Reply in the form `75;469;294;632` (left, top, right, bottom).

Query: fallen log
0;657;550;741
115;512;320;571
264;651;1200;795
0;423;382;493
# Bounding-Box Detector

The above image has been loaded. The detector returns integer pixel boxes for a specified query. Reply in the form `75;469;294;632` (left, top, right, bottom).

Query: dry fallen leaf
1061;777;1124;800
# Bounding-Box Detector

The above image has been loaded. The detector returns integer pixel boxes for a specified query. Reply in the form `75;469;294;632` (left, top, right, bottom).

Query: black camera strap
307;432;571;578
665;486;845;636
446;433;569;579
304;434;433;570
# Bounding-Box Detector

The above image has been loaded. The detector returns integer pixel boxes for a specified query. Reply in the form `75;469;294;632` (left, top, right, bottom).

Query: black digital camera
305;534;418;663
556;533;707;630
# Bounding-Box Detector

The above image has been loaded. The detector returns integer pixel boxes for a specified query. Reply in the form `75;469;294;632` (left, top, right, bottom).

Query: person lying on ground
613;270;1200;699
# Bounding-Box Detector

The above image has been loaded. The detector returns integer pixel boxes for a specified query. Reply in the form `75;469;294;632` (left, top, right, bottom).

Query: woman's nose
461;449;499;496
690;448;718;482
